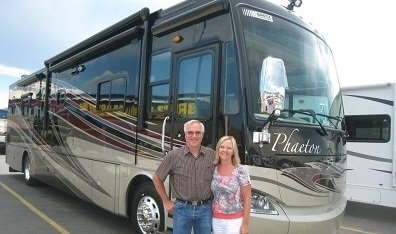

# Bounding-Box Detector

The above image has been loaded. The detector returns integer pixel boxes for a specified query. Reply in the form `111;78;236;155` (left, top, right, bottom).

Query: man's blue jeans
173;200;212;234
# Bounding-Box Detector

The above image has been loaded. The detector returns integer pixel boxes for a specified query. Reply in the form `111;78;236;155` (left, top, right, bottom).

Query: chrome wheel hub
24;159;30;180
136;195;161;234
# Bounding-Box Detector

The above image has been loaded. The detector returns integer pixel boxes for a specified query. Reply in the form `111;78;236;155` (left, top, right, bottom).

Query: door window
177;53;213;119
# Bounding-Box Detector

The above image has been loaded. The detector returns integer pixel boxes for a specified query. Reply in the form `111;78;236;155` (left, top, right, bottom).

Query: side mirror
259;57;288;116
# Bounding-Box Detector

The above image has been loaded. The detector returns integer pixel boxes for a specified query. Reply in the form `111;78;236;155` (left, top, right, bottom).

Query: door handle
161;116;170;153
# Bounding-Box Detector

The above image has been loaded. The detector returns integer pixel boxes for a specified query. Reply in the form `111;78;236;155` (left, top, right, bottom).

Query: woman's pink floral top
211;165;251;219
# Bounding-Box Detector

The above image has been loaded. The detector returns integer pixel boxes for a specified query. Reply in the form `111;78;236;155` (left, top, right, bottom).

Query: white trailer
342;83;396;207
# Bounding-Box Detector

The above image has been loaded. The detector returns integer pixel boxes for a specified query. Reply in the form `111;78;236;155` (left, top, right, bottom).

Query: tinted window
110;77;126;110
98;81;110;111
21;96;31;116
150;52;171;83
56;90;66;106
346;115;390;142
97;77;126;111
125;41;141;118
177;53;213;118
147;52;171;120
150;84;170;117
223;42;240;115
57;42;140;115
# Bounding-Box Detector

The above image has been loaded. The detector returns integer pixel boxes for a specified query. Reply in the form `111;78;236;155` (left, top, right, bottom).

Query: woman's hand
240;223;249;234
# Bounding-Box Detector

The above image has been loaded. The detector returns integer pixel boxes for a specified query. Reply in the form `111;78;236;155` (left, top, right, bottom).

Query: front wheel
130;182;164;234
23;155;37;186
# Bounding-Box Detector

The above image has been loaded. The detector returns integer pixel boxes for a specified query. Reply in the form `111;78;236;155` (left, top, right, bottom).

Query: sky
0;0;395;109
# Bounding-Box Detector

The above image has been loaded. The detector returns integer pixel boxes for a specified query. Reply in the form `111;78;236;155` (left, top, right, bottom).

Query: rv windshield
240;7;343;129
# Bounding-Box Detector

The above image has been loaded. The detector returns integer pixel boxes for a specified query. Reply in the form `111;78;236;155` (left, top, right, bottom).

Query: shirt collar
183;145;205;157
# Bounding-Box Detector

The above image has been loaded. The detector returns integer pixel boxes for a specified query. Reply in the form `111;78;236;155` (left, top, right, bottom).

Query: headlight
251;189;279;215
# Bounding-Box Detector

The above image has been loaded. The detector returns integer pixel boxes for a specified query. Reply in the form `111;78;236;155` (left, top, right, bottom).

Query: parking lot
1;154;395;234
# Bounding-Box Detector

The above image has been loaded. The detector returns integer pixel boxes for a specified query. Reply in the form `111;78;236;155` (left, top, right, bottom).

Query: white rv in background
0;109;7;154
342;83;396;207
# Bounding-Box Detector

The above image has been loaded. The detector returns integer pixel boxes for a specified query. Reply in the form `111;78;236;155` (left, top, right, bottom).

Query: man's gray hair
184;120;205;133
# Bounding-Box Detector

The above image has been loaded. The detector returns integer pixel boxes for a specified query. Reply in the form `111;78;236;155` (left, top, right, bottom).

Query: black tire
23;155;38;186
130;182;164;234
9;166;18;172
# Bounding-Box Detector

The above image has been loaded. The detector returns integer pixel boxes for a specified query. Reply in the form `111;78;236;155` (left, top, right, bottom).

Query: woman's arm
240;184;251;234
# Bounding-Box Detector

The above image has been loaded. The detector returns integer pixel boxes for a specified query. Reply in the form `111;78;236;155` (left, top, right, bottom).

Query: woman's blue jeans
172;200;212;234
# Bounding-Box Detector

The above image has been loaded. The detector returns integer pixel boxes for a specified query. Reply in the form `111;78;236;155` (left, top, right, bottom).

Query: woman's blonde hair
214;136;240;165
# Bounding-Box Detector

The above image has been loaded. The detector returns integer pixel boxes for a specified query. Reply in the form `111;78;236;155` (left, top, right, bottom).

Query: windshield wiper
282;109;328;136
260;108;338;136
314;113;342;121
314;112;343;128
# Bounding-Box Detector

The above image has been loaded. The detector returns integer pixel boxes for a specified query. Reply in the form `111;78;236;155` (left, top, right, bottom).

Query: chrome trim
161;116;170;153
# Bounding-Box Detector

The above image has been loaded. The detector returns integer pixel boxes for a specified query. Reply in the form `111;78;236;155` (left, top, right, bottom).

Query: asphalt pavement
1;154;396;234
0;155;134;234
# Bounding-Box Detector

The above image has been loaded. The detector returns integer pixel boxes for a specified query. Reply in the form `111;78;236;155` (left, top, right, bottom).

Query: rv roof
15;68;46;87
44;8;149;68
341;83;395;92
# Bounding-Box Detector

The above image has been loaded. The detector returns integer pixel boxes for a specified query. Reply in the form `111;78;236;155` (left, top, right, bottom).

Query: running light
172;35;183;43
251;189;279;215
286;0;303;11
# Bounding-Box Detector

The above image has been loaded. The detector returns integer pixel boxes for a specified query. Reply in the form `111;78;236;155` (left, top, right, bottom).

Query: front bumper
249;197;347;234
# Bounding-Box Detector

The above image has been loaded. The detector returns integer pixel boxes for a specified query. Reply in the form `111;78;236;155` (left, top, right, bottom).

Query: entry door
169;44;220;150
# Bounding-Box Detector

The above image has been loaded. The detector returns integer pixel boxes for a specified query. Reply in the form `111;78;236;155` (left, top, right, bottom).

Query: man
153;120;215;234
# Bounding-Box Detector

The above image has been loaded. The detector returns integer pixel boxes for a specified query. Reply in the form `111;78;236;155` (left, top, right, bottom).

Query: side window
97;77;126;112
109;77;126;110
41;93;45;111
177;53;213;119
25;98;30;116
57;42;140;116
125;40;141;118
98;81;110;111
30;102;35;115
56;90;66;106
150;52;171;83
21;95;32;116
223;42;240;115
21;100;25;116
345;115;390;142
147;52;171;119
9;106;14;115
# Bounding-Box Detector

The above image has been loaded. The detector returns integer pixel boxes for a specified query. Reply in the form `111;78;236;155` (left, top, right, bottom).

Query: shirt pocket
198;165;214;195
173;165;191;189
200;165;214;181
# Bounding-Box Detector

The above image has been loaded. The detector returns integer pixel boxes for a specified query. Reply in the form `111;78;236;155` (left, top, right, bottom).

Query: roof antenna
286;0;303;11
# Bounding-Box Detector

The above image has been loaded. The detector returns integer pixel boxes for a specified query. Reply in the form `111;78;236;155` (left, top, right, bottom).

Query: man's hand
164;200;175;213
153;174;174;213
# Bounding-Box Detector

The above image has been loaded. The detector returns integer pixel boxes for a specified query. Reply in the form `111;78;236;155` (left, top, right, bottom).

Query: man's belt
176;198;212;206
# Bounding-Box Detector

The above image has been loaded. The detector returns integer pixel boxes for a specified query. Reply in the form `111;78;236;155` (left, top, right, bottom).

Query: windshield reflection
240;6;343;129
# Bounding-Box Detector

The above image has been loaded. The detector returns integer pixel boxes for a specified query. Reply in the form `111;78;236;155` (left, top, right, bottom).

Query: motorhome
6;0;347;233
342;83;396;208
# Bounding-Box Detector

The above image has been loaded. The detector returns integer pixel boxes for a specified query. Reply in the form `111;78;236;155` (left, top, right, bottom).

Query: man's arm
153;174;174;213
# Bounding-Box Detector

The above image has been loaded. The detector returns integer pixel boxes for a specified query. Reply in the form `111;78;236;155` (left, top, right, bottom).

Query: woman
211;136;251;234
